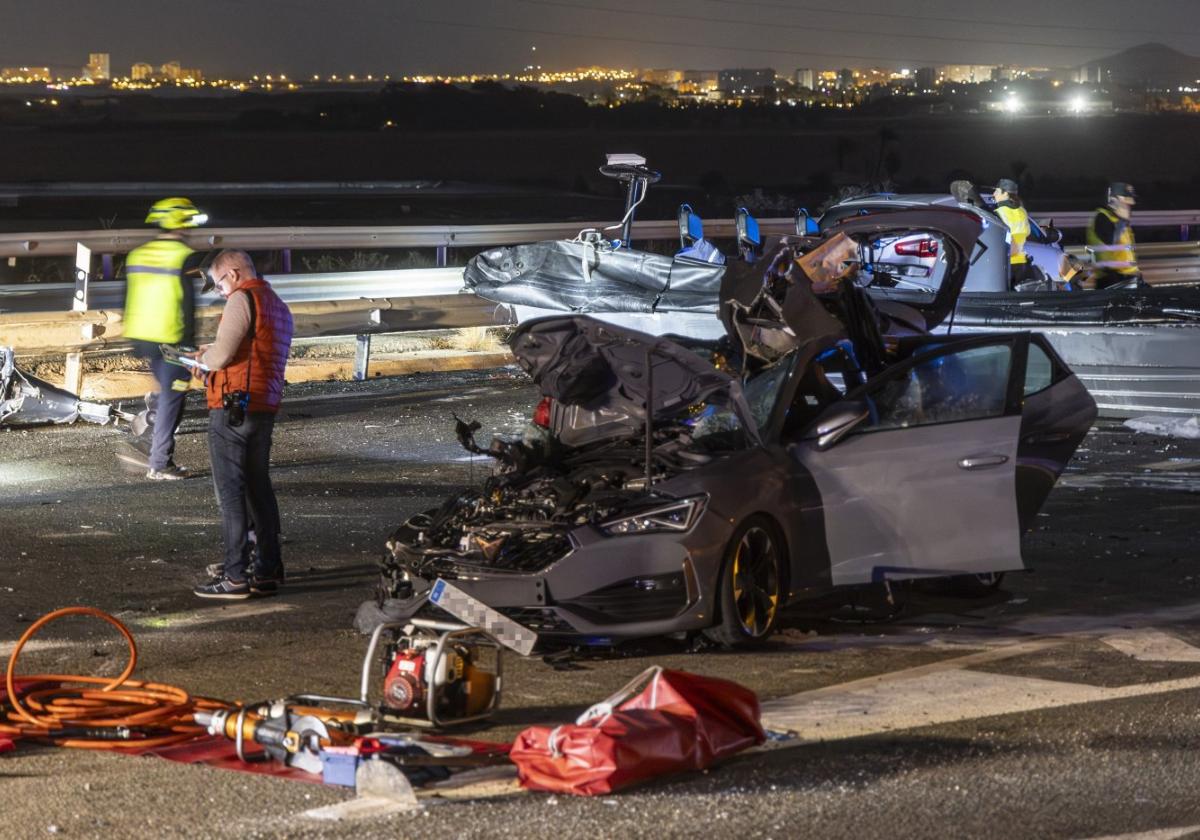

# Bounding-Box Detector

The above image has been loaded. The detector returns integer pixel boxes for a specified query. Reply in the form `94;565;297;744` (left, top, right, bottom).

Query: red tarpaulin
510;666;765;796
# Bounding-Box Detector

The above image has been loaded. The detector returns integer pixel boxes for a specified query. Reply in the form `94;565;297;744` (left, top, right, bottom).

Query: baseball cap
1109;181;1137;200
993;178;1020;195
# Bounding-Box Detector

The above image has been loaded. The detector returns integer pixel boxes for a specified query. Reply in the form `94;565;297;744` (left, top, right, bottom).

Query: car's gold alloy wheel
732;525;780;637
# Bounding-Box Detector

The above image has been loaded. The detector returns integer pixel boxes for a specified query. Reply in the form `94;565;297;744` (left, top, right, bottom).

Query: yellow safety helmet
145;197;207;230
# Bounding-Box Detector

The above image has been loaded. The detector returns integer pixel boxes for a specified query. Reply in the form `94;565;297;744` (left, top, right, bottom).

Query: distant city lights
0;51;1187;117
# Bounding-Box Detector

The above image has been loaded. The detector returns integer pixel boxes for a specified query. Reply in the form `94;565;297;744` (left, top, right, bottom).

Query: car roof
823;193;1002;234
831;193;962;208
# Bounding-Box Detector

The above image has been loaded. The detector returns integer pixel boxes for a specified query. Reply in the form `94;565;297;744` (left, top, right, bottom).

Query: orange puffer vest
206;279;294;413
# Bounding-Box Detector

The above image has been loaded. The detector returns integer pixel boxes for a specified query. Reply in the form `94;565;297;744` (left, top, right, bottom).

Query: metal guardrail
1064;242;1200;286
0;293;508;357
0;267;467;314
1037;211;1200;231
4;211;1200;260
0;219;797;260
6;213;1200;387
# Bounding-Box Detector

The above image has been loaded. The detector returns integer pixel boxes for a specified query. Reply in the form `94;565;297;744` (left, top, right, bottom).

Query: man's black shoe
249;566;285;595
193;576;250;600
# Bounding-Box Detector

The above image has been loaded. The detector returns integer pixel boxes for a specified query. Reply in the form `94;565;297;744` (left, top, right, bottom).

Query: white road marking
0;639;70;657
1;604;298;658
762;602;1200;740
125;602;297;629
1081;829;1200;840
762;638;1200;741
1139;459;1200;472
301;797;420;821
1009;600;1200;637
1057;475;1110;488
1101;628;1200;663
37;531;119;539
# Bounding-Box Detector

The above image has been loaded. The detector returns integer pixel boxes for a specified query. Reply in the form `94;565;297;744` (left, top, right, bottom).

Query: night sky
3;0;1199;78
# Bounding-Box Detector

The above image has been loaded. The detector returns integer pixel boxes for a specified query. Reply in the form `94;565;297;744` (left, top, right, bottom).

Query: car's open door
790;334;1033;587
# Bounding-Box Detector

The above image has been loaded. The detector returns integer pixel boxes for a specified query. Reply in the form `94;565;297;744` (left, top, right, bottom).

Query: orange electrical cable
2;606;231;750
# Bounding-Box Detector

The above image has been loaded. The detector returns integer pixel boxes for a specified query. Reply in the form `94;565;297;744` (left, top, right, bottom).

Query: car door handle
959;454;1009;470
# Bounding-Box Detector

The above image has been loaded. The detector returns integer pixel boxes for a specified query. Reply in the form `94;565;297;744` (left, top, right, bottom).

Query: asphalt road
4;369;1200;839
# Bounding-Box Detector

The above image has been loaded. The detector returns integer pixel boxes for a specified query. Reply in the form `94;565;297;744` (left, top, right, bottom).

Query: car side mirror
814;400;870;450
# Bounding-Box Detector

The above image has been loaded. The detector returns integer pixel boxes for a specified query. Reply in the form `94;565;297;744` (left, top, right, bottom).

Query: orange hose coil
2;607;230;749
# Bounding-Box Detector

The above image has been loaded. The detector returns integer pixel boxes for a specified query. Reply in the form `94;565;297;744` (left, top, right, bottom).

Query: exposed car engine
383;409;728;589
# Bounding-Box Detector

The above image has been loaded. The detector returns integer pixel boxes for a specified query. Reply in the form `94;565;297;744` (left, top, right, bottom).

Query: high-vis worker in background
1086;182;1142;290
991;178;1032;288
123;197;207;480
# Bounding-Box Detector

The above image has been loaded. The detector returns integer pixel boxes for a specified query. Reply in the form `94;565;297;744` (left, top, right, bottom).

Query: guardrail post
281;248;292;273
354;308;383;380
101;253;114;281
1182;225;1190;242
64;243;91;395
353;333;372;380
436;245;448;267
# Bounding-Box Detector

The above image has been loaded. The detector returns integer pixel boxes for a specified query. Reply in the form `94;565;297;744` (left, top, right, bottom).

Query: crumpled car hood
509;315;760;444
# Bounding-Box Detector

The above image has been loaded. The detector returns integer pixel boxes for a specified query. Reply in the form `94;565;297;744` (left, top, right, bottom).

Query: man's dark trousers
132;340;191;471
208;408;283;582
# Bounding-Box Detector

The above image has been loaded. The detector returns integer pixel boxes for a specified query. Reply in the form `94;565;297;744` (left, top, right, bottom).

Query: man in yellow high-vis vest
1086;182;1141;290
124;197;206;480
990;178;1032;287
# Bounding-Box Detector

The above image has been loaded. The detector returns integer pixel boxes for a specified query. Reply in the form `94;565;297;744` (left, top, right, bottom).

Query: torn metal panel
509;315;759;444
466;208;983;345
463;238;725;315
0;347;117;427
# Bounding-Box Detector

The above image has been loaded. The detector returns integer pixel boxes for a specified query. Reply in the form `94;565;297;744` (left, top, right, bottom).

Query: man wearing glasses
193;250;294;599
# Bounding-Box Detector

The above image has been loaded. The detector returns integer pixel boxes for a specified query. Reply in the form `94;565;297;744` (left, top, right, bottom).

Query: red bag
510;666;764;796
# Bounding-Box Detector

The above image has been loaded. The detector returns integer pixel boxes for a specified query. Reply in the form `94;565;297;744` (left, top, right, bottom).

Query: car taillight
532;397;552;428
895;238;939;258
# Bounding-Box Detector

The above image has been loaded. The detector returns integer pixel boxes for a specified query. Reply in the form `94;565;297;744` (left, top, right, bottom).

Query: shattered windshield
743;356;794;431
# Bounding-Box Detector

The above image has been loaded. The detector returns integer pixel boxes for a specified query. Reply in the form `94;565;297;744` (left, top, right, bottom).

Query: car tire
947;571;1006;597
704;516;785;649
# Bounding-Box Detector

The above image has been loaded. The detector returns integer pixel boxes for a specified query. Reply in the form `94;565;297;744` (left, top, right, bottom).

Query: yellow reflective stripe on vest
123;238;193;344
1085;207;1138;274
995;204;1030;265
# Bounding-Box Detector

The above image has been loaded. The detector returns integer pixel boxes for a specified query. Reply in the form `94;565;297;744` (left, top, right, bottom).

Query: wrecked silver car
0;347;119;427
370;210;1097;648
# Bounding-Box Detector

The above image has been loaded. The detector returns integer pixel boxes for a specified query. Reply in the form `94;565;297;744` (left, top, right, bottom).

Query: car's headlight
599;496;708;537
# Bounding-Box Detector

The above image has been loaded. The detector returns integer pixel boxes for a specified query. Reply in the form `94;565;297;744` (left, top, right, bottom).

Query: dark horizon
3;0;1200;78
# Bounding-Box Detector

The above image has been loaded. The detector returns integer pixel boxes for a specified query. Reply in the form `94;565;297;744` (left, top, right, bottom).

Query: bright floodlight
1070;96;1087;113
1004;94;1023;113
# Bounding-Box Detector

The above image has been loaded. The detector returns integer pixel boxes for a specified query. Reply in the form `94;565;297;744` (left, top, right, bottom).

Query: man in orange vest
193;249;294;599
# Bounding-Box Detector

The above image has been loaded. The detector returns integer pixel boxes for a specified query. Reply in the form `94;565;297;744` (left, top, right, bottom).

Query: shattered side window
864;344;1012;432
743;358;794;431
